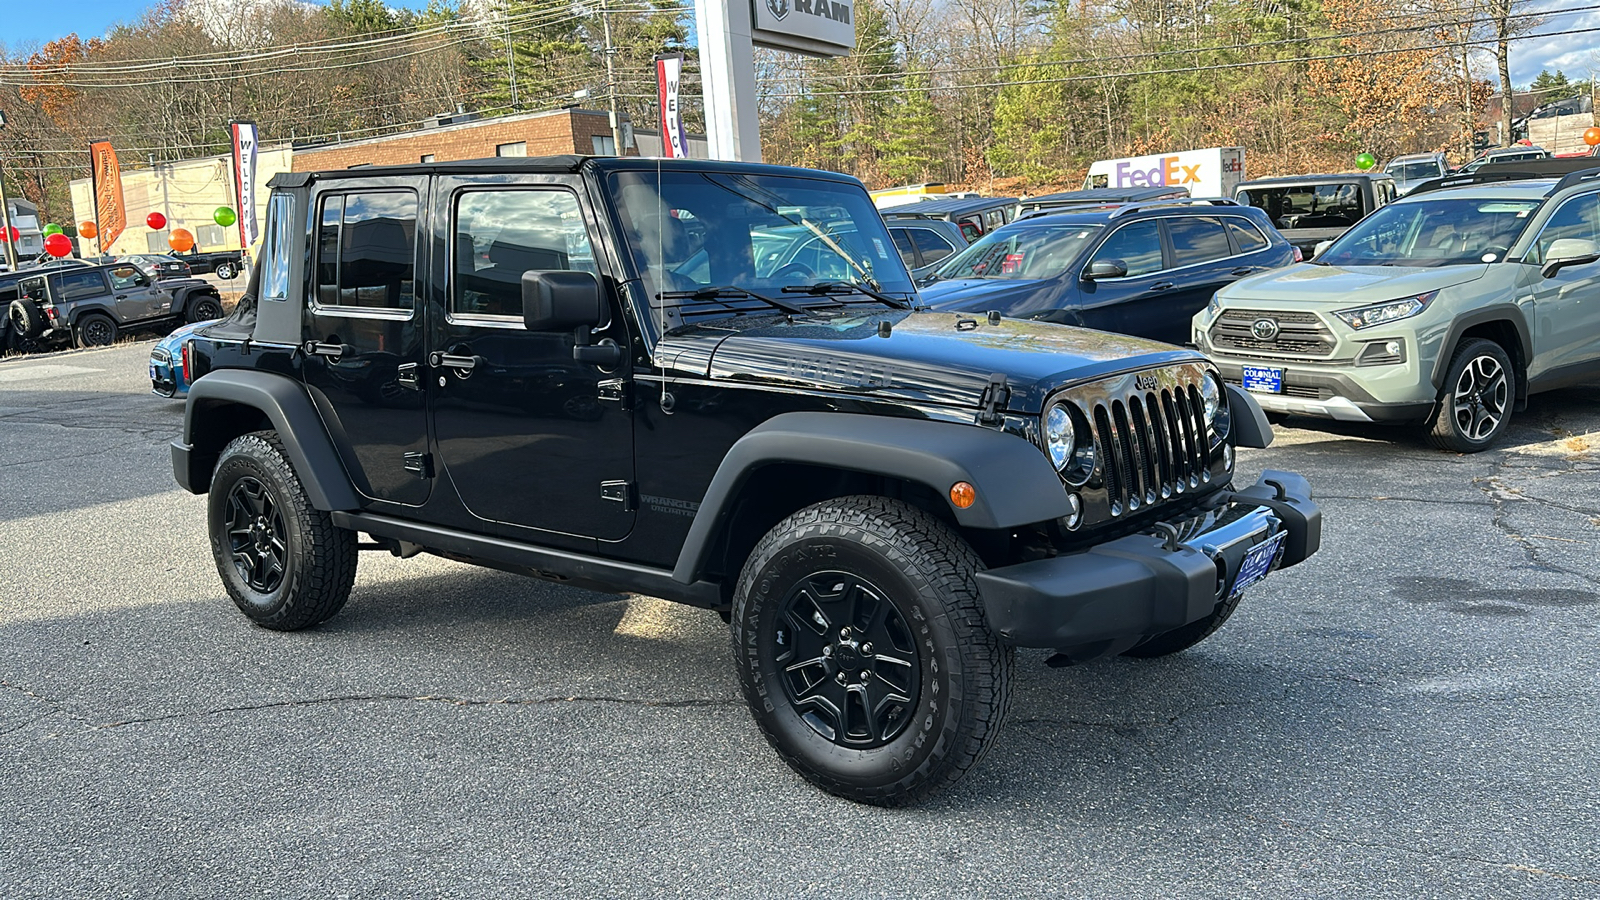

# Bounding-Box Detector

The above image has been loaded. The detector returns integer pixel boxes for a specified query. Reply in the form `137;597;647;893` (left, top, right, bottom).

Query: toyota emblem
1251;318;1281;341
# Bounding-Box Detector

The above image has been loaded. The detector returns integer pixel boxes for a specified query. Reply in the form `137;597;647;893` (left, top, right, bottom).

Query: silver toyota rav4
1193;165;1600;451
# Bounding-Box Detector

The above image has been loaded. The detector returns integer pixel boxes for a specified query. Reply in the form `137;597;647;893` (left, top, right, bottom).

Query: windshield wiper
780;280;912;308
659;284;812;316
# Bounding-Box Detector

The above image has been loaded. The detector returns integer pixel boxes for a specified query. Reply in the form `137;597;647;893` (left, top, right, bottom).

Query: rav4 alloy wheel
731;496;1012;805
208;431;357;630
1429;338;1515;452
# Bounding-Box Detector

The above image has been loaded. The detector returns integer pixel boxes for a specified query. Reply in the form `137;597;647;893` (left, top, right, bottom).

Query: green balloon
213;206;237;227
1355;152;1377;171
41;223;62;236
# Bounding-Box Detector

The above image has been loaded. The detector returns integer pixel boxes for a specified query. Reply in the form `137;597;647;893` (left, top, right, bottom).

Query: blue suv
920;199;1295;346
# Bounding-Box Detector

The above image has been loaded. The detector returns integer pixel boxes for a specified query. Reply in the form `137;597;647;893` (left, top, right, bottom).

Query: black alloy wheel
76;313;117;347
774;572;921;749
223;475;289;594
188;295;223;323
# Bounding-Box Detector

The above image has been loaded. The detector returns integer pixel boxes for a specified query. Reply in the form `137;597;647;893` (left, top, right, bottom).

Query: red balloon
146;212;167;230
1585;127;1600;147
1;226;16;243
43;233;73;258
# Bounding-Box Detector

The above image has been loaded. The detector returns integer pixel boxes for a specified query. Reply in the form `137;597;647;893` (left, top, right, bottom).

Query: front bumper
976;470;1321;649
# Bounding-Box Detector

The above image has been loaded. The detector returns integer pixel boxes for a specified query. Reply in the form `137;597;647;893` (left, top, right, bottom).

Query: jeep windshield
1238;183;1367;230
925;222;1103;282
1317;197;1540;267
609;170;914;319
1386;161;1445;183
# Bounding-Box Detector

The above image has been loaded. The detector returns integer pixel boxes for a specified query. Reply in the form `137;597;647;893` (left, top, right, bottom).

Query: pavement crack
95;693;745;728
1317;494;1489;506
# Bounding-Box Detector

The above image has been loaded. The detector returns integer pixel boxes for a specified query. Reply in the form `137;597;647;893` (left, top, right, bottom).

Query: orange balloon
1585;127;1600;147
78;221;98;239
167;227;195;252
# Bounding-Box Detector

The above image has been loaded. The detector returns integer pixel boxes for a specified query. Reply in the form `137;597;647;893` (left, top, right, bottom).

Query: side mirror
1312;240;1335;260
1540;238;1600;278
522;270;605;332
1082;260;1127;281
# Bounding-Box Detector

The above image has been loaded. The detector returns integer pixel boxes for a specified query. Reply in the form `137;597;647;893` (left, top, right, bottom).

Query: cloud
1506;4;1600;84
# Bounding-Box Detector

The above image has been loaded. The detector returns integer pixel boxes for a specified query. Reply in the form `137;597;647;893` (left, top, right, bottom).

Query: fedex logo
1116;156;1203;187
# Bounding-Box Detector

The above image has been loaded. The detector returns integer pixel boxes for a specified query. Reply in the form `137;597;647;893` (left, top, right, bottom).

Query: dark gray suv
3;262;223;352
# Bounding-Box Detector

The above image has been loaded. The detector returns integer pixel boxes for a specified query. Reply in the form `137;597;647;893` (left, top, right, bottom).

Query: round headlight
1201;374;1231;441
1045;403;1074;470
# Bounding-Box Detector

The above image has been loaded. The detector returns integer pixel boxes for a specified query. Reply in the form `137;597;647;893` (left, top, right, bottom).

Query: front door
301;179;431;507
1075;219;1172;340
429;177;635;542
1523;191;1600;380
105;265;166;320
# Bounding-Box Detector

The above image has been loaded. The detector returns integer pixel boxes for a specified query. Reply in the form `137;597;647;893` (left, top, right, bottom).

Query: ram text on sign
751;0;855;57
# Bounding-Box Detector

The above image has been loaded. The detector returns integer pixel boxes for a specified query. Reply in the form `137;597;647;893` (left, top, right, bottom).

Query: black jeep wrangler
171;157;1321;805
3;262;224;353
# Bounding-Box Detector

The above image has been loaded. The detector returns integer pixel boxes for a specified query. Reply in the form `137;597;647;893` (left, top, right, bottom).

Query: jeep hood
1221;262;1488;303
655;310;1199;413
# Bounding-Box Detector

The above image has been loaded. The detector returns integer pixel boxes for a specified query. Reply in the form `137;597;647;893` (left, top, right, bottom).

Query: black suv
4;262;223;352
919;199;1296;346
171;157;1320;805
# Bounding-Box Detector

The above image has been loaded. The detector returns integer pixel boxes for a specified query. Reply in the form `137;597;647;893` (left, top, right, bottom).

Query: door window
1166;217;1234;267
54;270;106;301
958;218;982;241
909;227;957;264
314;190;417;310
107;266;146;291
1089;220;1163;277
1528;193;1600;264
889;229;916;265
1223;217;1270;253
260;192;294;302
453;189;595;319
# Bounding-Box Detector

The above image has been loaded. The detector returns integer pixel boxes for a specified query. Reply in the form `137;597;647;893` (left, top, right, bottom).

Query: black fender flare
66;303;117;329
171;284;219;315
173;369;361;511
1429;307;1531;392
670;412;1071;584
1225;384;1274;449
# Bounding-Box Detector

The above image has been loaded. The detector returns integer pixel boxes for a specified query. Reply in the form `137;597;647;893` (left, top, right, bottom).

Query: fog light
1385;340;1401;356
1059;493;1082;530
949;481;976;509
1222;443;1234;469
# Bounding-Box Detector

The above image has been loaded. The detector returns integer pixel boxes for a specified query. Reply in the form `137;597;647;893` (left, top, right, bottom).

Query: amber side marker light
949;482;977;509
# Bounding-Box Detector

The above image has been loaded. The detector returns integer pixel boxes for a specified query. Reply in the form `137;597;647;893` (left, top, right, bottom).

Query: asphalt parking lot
2;339;1597;898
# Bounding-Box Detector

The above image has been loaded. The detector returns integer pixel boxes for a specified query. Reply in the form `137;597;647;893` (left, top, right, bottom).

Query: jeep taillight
181;341;192;383
45;307;59;321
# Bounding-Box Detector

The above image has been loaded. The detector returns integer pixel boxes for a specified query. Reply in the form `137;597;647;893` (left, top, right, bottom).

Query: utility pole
505;13;518;109
0;109;16;269
601;0;623;156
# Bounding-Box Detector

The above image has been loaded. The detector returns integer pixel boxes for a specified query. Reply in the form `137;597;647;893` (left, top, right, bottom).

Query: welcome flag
655;54;688;158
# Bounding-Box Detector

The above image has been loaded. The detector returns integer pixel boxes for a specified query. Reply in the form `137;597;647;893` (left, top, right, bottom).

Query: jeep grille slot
1089;380;1209;517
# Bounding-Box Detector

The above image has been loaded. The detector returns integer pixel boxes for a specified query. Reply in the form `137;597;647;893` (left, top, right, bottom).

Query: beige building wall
69;146;292;257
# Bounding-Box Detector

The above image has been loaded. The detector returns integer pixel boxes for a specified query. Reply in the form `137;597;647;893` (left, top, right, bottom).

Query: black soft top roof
269;155;865;188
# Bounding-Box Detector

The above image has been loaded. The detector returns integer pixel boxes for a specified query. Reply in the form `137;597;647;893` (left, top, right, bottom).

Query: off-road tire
731;495;1012;806
215;262;238;280
75;313;117;348
186;293;223;323
1428;338;1515;453
9;299;46;338
1122;589;1244;658
208;431;357;630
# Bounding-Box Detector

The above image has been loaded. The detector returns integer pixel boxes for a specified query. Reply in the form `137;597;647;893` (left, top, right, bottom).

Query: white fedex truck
1083;147;1246;199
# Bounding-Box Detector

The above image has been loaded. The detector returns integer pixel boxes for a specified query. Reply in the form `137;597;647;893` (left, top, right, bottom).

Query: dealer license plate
1241;365;1284;394
1231;533;1286;598
148;364;159;381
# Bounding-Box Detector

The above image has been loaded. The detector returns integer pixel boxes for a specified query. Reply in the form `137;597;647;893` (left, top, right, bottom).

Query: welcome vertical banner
89;141;127;250
231;121;260;250
655;54;688;158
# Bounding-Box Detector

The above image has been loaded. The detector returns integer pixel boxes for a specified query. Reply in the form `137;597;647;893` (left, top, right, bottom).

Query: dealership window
421;154;436;163
496;141;527;158
314;190;418;310
146;232;169;253
197;224;226;248
592;135;616;156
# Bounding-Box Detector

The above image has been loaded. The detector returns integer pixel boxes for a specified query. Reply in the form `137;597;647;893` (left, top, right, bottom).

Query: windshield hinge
978;373;1010;426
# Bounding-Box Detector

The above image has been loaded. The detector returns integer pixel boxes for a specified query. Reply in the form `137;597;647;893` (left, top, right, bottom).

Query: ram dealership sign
752;0;855;56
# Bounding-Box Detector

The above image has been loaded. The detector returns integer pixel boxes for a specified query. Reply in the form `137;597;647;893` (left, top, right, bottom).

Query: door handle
302;340;353;359
428;351;484;372
1150;282;1176;292
115;294;128;300
1230;267;1257;276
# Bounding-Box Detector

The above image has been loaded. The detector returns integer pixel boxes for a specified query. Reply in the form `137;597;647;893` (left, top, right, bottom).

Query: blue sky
2;0;1593;87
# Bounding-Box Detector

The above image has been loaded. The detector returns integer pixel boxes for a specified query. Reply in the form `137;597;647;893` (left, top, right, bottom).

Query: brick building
291;108;627;171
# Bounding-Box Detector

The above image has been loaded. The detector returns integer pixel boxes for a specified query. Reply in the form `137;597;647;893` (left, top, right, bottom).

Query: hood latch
978;372;1010;425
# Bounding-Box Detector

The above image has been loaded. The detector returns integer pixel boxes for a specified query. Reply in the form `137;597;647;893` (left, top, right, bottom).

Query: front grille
1086;379;1210;517
1211;309;1335;357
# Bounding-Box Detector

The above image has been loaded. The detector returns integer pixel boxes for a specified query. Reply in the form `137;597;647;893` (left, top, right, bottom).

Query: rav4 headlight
1045;403;1075;470
1334;291;1438;330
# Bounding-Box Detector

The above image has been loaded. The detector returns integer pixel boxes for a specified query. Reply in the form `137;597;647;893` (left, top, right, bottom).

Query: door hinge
600;479;636;510
396;361;420;390
597;378;630;408
403;451;434;479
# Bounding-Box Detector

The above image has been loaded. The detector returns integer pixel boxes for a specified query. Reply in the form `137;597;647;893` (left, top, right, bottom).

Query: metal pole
0;158;16;269
602;1;622;156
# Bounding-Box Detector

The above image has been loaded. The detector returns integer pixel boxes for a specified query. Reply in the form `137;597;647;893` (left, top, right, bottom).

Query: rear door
1158;215;1251;343
907;225;960;267
1523;190;1600;379
301;178;431;507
